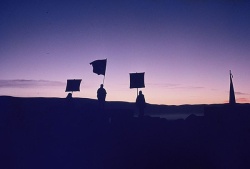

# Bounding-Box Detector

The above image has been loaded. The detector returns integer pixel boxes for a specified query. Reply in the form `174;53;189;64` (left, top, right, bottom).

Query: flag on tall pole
229;70;236;104
130;72;145;96
90;59;107;84
130;72;145;88
65;79;81;99
65;79;82;92
90;59;107;76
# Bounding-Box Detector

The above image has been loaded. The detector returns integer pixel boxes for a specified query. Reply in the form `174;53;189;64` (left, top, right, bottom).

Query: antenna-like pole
229;70;236;104
103;58;107;85
103;75;105;85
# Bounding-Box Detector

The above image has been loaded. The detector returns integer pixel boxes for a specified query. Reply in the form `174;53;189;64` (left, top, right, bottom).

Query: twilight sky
1;0;250;105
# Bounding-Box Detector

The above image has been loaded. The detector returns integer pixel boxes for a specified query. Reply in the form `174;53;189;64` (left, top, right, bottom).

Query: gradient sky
1;0;250;105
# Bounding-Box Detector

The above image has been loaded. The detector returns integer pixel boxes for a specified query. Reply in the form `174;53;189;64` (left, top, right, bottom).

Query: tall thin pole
103;58;107;85
103;75;105;85
229;70;236;104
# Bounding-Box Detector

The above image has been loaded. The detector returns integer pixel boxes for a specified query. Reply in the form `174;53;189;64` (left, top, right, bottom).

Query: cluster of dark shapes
1;96;250;169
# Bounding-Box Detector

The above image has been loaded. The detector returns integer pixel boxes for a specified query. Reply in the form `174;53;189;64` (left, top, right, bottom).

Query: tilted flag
90;59;107;76
229;70;236;104
65;79;82;92
130;72;145;89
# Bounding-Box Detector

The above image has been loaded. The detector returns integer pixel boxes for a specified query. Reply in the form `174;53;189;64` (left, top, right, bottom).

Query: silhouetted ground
1;96;250;169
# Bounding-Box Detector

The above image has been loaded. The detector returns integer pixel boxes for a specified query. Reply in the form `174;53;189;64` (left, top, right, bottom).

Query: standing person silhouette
136;91;146;118
97;84;107;110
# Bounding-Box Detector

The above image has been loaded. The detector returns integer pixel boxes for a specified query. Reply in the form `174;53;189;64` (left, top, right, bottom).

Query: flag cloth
229;71;236;104
65;79;82;92
130;72;145;88
90;59;107;75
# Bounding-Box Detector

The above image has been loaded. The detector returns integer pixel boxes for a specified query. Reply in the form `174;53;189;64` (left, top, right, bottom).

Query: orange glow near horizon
1;80;249;105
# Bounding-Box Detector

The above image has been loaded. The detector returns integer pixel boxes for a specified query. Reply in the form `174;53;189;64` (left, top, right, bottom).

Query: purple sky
1;0;250;105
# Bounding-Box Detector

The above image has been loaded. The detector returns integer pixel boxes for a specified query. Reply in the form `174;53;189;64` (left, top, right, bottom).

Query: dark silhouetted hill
1;96;250;169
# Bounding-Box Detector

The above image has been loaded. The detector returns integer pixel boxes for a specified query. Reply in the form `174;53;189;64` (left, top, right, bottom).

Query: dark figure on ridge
136;91;146;118
66;93;72;99
97;84;107;110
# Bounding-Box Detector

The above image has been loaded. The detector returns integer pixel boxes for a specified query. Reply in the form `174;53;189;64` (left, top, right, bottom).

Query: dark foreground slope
1;96;250;169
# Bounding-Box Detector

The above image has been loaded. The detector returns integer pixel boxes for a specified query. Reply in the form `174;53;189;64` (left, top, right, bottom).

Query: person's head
100;84;104;88
67;93;72;99
139;91;142;95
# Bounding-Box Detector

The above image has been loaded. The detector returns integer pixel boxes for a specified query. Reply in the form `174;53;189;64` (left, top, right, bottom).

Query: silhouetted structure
65;79;82;97
130;72;145;96
97;84;107;109
229;70;236;104
90;59;107;76
136;91;146;118
90;58;107;85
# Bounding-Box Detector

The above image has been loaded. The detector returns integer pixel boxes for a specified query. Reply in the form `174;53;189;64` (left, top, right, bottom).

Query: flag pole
103;75;105;85
103;58;107;85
